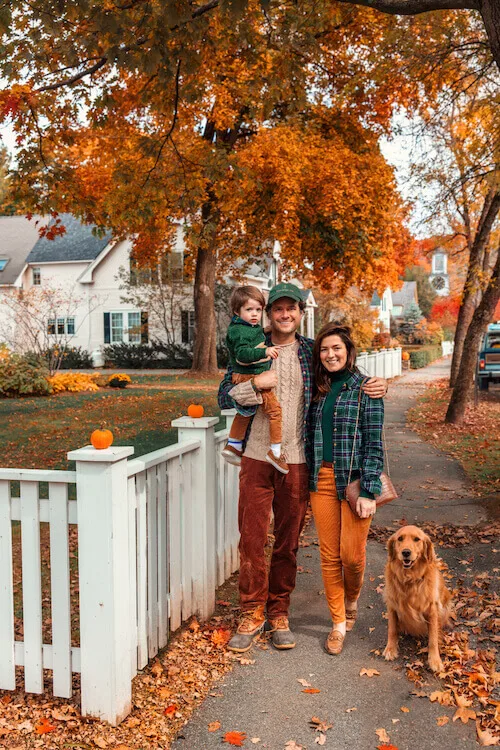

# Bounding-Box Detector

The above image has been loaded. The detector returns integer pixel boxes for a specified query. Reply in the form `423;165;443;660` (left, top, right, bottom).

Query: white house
370;281;419;332
0;214;317;362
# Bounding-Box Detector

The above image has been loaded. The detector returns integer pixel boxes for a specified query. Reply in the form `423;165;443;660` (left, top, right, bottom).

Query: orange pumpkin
402;351;410;361
187;404;204;418
90;427;114;450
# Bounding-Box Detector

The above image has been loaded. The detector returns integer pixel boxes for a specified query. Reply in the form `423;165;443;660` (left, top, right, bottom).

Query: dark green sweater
321;368;375;499
226;316;271;375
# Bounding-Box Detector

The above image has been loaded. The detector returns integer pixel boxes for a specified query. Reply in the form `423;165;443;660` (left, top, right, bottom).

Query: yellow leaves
48;372;100;393
208;721;221;732
436;716;449;726
476;722;500;746
375;728;390;743
429;690;454;706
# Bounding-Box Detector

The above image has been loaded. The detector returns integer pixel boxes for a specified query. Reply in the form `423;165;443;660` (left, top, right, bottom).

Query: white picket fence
356;347;402;379
441;341;454;357
0;411;240;725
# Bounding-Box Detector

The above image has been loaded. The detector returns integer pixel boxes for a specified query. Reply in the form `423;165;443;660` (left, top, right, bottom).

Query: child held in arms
221;285;288;474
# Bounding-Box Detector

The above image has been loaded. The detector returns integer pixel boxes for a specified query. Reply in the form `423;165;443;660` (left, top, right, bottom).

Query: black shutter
141;311;149;343
181;310;189;344
104;312;110;344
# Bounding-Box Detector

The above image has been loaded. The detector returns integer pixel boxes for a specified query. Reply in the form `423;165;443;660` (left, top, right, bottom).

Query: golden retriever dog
383;525;452;672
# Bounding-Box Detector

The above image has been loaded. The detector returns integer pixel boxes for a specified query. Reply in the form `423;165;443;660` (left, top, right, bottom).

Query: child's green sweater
226;315;271;375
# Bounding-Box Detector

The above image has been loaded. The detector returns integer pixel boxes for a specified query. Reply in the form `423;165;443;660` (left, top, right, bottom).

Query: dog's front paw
383;644;399;661
428;655;444;673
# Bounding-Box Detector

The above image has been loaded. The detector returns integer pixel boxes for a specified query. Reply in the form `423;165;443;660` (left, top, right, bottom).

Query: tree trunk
191;243;218;373
480;0;500;73
449;189;500;387
445;250;500;424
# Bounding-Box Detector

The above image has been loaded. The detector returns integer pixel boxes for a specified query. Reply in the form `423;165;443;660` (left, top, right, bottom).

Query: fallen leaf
250;739;261;745
151;660;163;677
476;721;500;746
217;600;231;606
315;734;326;745
400;706;410;713
429;690;454;706
189;618;200;632
212;628;231;646
284;743;303;750
376;746;399;750
239;657;256;665
157;687;172;700
375;728;390;743
164;704;178;716
297;678;312;687
93;738;107;749
302;688;321;694
346;707;357;713
35;719;57;735
360;668;380;677
17;721;33;732
208;721;221;732
51;709;72;722
224;731;247;746
453;707;476;724
436;716;449;726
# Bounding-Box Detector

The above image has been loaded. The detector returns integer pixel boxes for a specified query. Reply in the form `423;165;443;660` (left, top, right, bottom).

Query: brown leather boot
227;606;266;653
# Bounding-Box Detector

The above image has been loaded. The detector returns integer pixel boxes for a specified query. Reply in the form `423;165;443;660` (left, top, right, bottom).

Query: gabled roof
0;215;43;285
26;214;113;264
392;281;418;308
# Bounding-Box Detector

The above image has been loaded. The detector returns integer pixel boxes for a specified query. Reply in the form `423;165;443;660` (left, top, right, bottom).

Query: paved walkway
172;358;492;750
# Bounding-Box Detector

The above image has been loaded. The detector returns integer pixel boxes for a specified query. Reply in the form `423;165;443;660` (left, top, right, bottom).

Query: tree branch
142;60;181;186
36;57;108;92
334;0;479;15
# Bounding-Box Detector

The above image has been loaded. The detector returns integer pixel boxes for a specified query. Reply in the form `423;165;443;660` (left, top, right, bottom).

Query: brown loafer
325;629;345;655
345;609;357;632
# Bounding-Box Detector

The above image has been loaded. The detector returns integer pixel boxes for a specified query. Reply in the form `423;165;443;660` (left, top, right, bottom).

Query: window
32;267;41;285
0;259;8;272
47;317;75;335
181;310;195;344
105;311;146;344
433;253;445;273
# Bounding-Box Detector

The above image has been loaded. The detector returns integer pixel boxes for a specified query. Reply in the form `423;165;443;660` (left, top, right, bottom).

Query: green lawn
0;374;224;470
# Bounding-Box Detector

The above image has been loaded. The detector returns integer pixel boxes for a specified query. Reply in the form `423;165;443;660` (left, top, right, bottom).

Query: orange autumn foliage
223;731;247;746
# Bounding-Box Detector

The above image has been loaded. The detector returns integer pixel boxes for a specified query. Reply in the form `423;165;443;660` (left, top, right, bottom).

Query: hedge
103;341;228;369
407;344;442;369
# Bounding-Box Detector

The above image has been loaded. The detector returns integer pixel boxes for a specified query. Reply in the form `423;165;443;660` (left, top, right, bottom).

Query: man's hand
362;377;388;398
356;497;376;519
253;370;278;390
265;346;280;359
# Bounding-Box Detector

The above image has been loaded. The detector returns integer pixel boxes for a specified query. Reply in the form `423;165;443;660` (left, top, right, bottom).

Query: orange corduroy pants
228;372;282;445
309;465;372;624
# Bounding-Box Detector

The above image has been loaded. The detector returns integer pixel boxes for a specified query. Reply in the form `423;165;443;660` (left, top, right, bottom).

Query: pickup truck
477;323;500;391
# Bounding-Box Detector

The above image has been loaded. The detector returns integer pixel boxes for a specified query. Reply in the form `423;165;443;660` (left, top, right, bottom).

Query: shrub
103;342;157;368
407;344;442;369
108;373;132;388
46;345;93;369
150;341;193;368
0;353;52;397
414;320;444;345
372;332;391;349
48;372;100;393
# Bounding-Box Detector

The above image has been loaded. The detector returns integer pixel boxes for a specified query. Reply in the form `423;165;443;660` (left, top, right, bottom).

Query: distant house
429;248;450;296
370;281;419;332
0;214;317;362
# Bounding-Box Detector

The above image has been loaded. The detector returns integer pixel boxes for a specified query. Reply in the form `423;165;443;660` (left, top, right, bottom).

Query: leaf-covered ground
407;380;500;496
0;374;222;469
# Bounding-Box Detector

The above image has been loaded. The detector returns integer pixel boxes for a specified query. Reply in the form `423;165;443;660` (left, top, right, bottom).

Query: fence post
67;444;134;726
396;347;402;376
171;416;219;621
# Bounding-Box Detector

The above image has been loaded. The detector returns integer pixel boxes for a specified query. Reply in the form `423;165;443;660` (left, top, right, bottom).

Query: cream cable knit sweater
228;339;306;464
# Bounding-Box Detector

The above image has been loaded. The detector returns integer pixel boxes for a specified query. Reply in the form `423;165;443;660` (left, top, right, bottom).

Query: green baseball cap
268;282;304;306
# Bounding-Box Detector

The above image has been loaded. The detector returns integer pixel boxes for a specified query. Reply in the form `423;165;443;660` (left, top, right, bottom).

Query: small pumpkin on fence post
90;427;114;450
187;404;204;419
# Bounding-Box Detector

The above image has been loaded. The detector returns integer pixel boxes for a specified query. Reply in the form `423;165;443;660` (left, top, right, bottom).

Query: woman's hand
362;377;387;398
356;497;376;519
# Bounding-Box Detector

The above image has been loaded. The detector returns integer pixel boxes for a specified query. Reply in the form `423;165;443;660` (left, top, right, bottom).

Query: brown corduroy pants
238;457;309;618
309;466;372;623
229;372;282;445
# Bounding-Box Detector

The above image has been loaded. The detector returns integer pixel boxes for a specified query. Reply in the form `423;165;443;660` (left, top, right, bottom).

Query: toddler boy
221;285;288;474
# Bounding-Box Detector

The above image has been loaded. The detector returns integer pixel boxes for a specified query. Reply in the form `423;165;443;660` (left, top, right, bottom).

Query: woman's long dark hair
313;322;358;400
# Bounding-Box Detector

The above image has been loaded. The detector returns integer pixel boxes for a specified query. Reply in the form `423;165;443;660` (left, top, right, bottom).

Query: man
218;282;386;652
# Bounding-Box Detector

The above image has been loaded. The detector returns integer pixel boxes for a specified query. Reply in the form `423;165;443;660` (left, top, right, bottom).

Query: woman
307;322;384;655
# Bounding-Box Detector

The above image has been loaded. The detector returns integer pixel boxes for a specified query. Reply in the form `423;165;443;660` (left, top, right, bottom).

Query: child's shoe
265;449;289;474
222;442;243;466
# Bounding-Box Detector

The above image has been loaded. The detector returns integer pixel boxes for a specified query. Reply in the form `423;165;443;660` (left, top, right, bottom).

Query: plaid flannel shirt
306;370;384;496
218;333;314;441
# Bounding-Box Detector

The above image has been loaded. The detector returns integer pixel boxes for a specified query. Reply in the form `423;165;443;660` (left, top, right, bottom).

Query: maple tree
0;1;446;372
